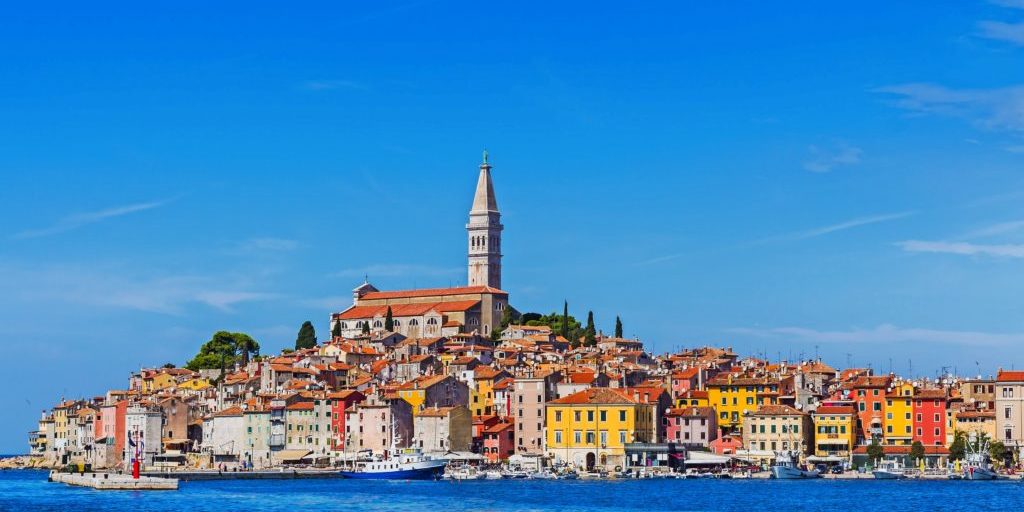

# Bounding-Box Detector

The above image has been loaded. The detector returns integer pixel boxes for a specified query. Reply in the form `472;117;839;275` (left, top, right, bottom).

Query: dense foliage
185;331;260;370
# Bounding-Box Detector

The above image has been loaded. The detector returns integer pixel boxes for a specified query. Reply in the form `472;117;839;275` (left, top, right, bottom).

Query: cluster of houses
29;325;1024;472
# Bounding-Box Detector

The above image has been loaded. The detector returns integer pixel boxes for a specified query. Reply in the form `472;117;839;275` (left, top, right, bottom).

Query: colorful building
913;388;948;446
705;375;779;433
545;388;654;470
884;381;914;446
812;405;856;463
849;375;891;444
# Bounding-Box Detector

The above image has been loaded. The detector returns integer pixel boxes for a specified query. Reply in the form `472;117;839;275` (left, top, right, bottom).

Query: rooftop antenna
815;345;819;362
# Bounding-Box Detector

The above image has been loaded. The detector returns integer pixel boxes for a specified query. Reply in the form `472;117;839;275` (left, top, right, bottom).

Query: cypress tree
384;306;394;332
614;316;623;338
295;321;317;350
331;320;342;339
361;321;370;335
561;301;569;339
584;311;596;346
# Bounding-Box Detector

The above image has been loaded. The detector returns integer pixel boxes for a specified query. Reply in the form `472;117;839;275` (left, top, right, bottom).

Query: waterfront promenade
5;469;1024;512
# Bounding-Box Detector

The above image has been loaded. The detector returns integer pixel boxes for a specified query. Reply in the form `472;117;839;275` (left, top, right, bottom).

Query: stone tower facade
467;151;503;289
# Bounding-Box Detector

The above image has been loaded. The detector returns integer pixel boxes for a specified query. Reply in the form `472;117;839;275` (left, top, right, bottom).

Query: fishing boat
962;435;999;481
444;464;486;480
770;451;820;479
872;459;908;480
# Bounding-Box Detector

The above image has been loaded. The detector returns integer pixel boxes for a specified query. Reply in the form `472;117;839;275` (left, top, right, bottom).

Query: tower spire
467;151;503;289
471;150;498;213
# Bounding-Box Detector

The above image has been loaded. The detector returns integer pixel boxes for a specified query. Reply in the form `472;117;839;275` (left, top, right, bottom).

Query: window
574;411;581;422
600;431;607;446
554;431;562;444
619;431;627;444
555;411;562;422
600;411;607;422
872;403;881;412
574;431;581;444
1006;407;1012;420
587;411;594;422
585;431;595;444
619;410;626;422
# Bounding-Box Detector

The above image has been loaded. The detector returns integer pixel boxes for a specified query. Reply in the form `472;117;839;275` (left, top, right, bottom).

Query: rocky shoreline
0;455;55;470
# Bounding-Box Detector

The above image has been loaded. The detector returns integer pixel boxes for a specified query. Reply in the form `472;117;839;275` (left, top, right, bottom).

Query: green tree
614;316;623;338
584;311;597;346
384;307;394;331
331;320;342;339
361;321;370;335
909;441;925;465
520;312;542;324
561;301;569;340
989;440;1007;467
949;431;967;461
491;307;516;341
295;321;317;350
866;439;884;466
186;331;260;371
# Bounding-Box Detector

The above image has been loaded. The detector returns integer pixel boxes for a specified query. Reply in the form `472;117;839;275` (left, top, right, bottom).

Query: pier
142;468;342;481
49;471;179;490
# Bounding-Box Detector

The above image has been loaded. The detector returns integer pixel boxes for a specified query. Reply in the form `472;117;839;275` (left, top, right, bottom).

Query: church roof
335;300;480;320
358;286;506;300
471;153;499;213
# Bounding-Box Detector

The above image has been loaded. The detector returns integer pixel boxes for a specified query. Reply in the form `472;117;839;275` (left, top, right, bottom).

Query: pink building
669;367;703;400
664;406;717;448
482;419;515;462
710;432;743;455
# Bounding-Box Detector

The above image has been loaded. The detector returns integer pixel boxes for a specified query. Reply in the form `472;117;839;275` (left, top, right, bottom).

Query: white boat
444;465;486;480
770;451;820;479
963;436;999;481
528;471;556;480
872;460;908;480
338;425;446;480
339;448;446;480
483;470;504;480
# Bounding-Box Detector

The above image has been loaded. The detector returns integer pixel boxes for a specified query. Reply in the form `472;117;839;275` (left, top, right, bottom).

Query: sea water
3;469;1024;512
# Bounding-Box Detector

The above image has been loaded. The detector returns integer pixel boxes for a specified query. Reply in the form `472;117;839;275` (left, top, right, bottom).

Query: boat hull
340;461;446;480
872;470;906;480
771;466;820;479
964;467;998;481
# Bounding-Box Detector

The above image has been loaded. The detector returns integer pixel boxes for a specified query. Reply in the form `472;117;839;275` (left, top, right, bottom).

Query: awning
684;452;732;466
275;449;312;462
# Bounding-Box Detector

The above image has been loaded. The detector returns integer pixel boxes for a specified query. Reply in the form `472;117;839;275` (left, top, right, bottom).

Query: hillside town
20;154;1024;478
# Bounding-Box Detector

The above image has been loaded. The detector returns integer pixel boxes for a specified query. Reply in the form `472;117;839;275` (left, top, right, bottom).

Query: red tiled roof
997;370;1024;382
336;301;480;320
549;388;639;405
286;402;314;411
814;406;855;415
750;404;806;416
359;286;507;300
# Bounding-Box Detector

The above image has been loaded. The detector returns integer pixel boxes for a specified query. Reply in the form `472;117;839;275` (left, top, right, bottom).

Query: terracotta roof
997;370;1024;382
336;301;480;320
666;406;715;417
814;406;855;415
358;286;507;300
750;404;806;416
549;388;639;405
671;367;701;379
484;421;515;434
213;406;243;417
915;388;948;399
418;406;460;417
285;402;314;411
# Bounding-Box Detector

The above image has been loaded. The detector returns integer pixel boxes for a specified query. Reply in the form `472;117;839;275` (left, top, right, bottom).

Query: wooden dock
50;471;179;490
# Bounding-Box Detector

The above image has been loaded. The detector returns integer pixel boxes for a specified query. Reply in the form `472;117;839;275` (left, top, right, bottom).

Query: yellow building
178;378;212;391
470;366;509;416
884;382;914;445
706;375;779;433
545;388;654;470
675;390;709;408
954;410;996;440
812;406;856;462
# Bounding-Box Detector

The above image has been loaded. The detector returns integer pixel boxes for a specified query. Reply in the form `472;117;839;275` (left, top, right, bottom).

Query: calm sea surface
3;469;1024;512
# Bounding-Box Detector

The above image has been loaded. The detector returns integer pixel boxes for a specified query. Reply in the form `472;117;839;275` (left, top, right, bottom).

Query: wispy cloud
331;263;462;279
237;238;302;252
0;263;279;314
896;240;1024;258
14;200;169;239
728;324;1024;347
634;253;685;267
875;83;1024;133
301;80;366;91
978;20;1024;45
761;212;915;243
803;143;863;173
963;219;1024;238
990;0;1024;9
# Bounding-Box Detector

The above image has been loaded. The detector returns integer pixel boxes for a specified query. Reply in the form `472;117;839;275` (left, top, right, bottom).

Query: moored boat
872;460;908;480
770;451;820;479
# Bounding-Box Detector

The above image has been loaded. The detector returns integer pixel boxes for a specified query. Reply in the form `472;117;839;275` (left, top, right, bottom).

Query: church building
332;152;509;339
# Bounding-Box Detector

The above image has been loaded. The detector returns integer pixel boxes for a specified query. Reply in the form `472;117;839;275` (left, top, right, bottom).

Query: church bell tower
467;150;503;289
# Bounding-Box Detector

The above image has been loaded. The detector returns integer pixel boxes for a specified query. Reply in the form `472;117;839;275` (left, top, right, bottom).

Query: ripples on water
2;470;1023;512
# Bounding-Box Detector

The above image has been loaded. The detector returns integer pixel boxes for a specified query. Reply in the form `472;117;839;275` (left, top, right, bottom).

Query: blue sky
2;1;1024;452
